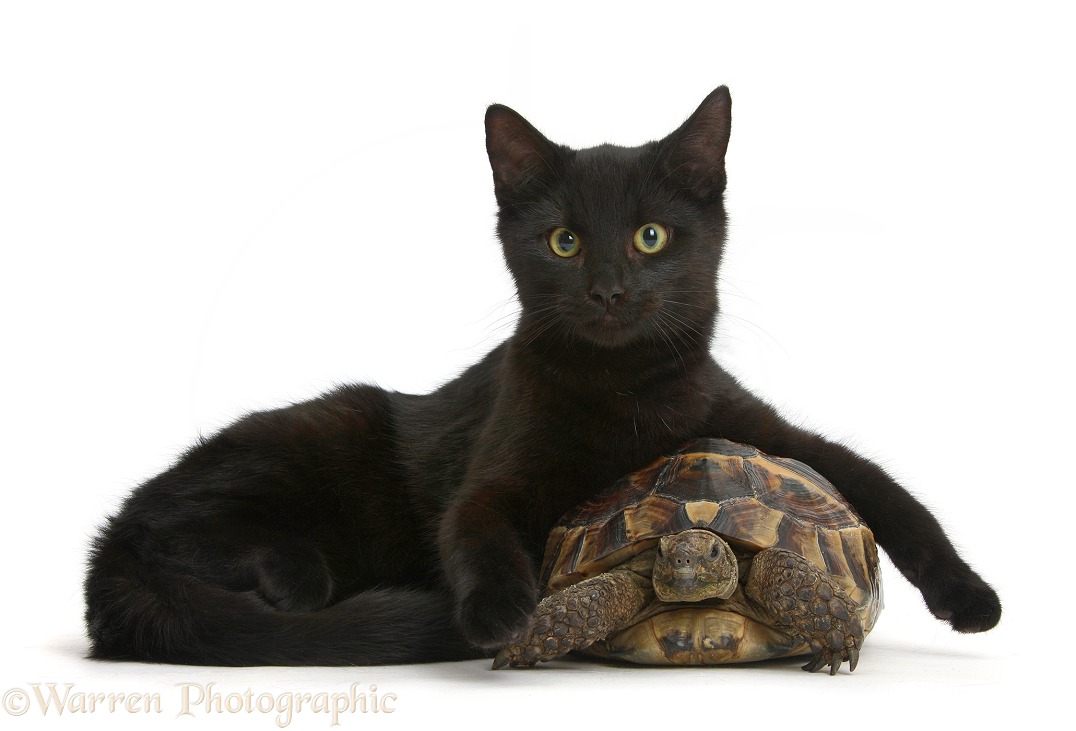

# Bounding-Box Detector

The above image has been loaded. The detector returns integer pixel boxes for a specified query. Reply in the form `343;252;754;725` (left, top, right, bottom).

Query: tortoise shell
540;437;883;665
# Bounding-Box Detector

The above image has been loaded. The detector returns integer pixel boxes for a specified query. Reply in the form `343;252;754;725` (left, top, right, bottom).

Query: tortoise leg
492;571;648;669
746;548;865;675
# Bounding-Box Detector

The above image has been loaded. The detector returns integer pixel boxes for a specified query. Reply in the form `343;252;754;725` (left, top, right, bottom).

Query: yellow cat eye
549;227;581;258
634;223;669;254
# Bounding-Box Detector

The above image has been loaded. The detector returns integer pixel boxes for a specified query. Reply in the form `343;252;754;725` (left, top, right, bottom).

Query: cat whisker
661;299;712;313
660;320;705;351
519;307;569;349
715;276;762;302
657;312;702;368
480;305;523;331
656;302;708;337
648;312;687;372
657;289;786;354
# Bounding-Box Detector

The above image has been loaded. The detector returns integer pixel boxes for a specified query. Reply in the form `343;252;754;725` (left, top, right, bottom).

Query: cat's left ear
657;86;732;203
485;104;563;203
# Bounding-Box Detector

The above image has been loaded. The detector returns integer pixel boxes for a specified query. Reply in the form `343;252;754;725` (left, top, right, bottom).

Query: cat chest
514;386;707;484
552;381;709;447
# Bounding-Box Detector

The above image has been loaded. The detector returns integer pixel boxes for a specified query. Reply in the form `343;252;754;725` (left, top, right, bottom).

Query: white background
1;1;1072;728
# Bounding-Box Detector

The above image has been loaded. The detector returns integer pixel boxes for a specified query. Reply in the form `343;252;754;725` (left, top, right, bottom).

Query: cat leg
492;570;651;668
439;482;540;647
745;548;864;674
705;369;1001;633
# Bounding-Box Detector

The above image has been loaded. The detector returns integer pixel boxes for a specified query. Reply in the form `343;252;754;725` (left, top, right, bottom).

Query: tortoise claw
492;646;542;669
800;644;863;675
801;650;850;675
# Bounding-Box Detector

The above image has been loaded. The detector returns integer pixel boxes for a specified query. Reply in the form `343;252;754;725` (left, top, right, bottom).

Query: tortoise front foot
747;549;865;675
492;572;644;669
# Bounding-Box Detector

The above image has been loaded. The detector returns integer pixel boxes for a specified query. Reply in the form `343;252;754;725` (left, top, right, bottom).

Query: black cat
84;87;1000;665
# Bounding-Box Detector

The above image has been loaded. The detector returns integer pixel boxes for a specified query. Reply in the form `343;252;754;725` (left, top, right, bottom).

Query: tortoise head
653;529;738;602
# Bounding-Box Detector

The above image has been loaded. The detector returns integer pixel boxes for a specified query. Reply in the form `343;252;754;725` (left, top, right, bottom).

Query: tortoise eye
709;543;720;559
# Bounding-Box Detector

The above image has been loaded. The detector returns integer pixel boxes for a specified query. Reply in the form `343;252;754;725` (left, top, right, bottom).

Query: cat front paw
923;571;1001;633
457;580;538;648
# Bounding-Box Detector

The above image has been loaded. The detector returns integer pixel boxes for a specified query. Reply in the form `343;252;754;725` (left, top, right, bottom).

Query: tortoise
493;438;882;674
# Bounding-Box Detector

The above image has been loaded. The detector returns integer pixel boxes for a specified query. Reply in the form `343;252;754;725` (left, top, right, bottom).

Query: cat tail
84;535;485;666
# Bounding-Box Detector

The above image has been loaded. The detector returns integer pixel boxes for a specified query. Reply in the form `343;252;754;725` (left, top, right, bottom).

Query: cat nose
589;284;625;309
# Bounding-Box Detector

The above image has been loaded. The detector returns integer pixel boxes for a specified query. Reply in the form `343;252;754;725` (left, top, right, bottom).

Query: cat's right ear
485;105;562;202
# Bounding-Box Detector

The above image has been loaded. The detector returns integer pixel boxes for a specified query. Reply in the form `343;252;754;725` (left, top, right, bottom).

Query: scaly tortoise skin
494;438;882;674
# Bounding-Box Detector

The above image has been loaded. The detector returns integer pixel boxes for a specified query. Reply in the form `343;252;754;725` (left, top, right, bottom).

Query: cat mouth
582;312;642;345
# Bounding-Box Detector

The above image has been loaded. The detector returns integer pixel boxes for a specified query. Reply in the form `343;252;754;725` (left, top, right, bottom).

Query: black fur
84;87;1000;666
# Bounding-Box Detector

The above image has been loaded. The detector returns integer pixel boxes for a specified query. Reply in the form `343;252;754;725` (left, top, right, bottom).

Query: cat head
485;87;731;353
